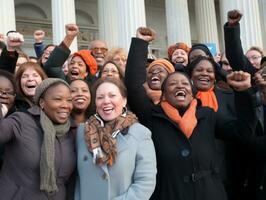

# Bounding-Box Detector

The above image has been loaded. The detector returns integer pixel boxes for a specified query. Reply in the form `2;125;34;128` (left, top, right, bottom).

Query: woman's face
95;82;126;121
163;73;193;109
171;49;188;66
191;60;215;91
189;49;207;63
147;65;168;90
70;80;91;112
0;76;15;110
112;54;127;76
40;84;73;124
20;68;43;98
68;56;88;81
246;50;262;69
101;63;120;79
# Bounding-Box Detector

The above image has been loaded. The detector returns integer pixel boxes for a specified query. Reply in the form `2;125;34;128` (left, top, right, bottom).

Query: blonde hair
106;47;127;61
247;46;265;57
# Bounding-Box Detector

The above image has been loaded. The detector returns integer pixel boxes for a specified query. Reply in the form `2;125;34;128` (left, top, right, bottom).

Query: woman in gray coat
75;78;157;200
0;78;76;200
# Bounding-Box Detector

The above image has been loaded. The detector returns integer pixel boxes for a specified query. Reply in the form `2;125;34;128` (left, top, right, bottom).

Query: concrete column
0;0;16;34
51;0;77;52
116;0;146;51
220;0;263;52
195;0;219;51
165;0;191;46
258;0;266;50
98;0;119;49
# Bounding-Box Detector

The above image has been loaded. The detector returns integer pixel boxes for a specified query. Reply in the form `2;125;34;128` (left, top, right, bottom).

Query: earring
121;106;127;117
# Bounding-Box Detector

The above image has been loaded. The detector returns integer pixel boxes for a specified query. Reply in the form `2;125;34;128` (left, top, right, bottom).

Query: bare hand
65;24;79;38
136;27;156;42
34;30;45;43
254;69;266;91
227;9;243;26
6;32;24;51
227;71;251;91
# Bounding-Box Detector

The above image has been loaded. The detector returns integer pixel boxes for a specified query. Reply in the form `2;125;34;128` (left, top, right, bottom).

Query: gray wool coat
0;106;76;200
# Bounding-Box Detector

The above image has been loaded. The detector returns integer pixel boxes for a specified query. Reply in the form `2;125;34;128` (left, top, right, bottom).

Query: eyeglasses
113;57;127;62
0;90;15;97
247;56;262;61
102;69;119;74
91;47;108;54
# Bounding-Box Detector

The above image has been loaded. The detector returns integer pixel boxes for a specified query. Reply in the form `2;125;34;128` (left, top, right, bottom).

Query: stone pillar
98;0;119;49
165;0;191;46
51;0;77;52
220;0;263;52
116;0;146;51
0;0;16;34
195;0;219;51
258;0;266;50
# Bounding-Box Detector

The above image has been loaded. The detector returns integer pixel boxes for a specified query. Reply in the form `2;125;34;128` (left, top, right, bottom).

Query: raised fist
6;32;24;51
136;27;156;42
227;9;243;26
34;30;45;43
65;24;79;38
227;71;251;91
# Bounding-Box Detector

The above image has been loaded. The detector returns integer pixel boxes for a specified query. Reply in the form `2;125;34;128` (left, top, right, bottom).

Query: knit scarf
161;99;198;138
196;86;218;112
39;109;70;193
143;82;162;105
85;111;138;166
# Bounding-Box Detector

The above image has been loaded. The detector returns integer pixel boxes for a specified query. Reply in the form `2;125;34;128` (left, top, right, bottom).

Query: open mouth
70;70;79;78
74;97;86;103
175;90;186;100
26;85;37;89
102;107;114;114
151;76;160;84
198;78;210;84
57;111;69;118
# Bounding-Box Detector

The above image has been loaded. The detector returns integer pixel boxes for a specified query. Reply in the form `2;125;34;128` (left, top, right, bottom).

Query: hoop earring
121;106;127;117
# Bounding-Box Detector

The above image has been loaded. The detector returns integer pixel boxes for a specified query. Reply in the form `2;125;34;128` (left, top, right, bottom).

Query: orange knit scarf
161;99;198;138
196;86;218;112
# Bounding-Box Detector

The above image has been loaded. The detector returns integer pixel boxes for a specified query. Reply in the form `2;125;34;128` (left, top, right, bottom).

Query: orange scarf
161;99;198;138
196;86;218;112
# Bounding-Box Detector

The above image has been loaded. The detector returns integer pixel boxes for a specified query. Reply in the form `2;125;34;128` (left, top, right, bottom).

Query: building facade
0;0;265;57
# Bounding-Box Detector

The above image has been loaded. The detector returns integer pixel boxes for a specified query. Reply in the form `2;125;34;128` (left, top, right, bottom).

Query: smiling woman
15;62;47;112
75;77;157;200
0;78;76;199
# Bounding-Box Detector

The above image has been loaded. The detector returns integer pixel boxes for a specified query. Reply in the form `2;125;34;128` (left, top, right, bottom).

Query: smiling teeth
175;91;185;96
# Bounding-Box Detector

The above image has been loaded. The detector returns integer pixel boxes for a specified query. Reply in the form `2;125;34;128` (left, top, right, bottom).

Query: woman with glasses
99;61;123;81
0;70;16;169
106;47;127;77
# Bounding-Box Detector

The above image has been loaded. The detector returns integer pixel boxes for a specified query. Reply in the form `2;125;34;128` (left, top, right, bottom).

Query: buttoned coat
0;106;76;200
74;122;157;200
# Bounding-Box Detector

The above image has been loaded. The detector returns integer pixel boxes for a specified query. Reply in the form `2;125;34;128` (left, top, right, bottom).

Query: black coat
224;22;266;200
125;38;257;200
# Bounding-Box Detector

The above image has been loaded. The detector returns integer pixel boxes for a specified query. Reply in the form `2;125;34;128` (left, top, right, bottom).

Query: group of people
0;9;266;200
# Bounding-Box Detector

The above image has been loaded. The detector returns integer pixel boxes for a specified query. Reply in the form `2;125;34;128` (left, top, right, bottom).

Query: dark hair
92;77;127;99
38;44;56;66
0;70;16;92
187;56;218;78
99;61;123;80
161;72;197;97
188;43;213;64
15;62;47;99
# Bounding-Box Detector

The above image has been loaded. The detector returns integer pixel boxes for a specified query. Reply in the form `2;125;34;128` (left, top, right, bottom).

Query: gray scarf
39;110;70;193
